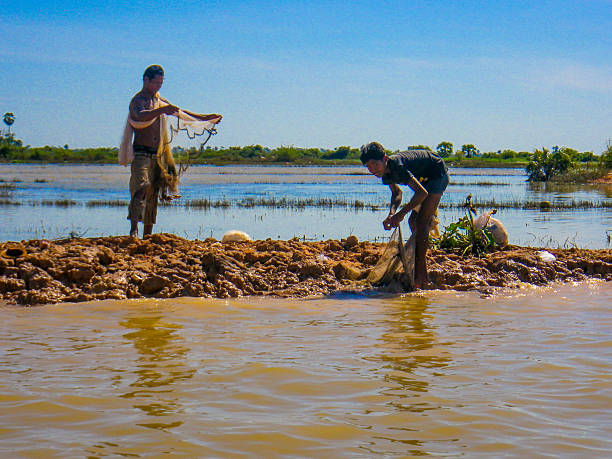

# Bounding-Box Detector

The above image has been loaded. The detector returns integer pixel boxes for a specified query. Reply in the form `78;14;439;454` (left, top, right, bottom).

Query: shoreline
1;234;610;306
0;159;529;168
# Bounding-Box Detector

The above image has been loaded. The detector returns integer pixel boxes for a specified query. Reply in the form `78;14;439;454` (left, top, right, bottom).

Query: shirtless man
360;142;449;288
127;65;221;237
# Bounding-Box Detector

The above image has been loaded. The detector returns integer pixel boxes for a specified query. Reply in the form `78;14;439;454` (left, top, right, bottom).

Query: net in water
367;225;415;290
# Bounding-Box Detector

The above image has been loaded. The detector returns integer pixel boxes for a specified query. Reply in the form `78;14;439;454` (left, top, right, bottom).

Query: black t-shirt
381;150;447;185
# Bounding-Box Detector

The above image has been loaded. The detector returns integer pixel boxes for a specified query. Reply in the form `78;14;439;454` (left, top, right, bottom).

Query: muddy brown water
1;281;611;457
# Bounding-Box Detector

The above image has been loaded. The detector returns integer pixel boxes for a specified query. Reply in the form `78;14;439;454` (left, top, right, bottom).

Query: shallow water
1;164;611;247
1;282;611;457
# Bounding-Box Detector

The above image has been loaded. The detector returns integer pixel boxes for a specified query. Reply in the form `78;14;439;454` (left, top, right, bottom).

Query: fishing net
168;110;219;142
166;110;220;177
118;97;220;199
367;225;415;290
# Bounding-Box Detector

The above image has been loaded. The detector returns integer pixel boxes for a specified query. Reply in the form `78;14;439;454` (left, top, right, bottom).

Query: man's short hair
360;142;386;164
143;65;164;81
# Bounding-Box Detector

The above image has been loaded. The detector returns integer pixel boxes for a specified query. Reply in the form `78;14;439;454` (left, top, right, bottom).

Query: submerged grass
450;181;512;186
86;200;129;207
234;197;370;209
4;197;611;210
440;199;612;210
185;199;231;209
29;199;79;207
0;199;21;206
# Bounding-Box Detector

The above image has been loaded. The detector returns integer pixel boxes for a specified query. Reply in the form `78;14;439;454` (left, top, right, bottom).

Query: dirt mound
0;234;610;306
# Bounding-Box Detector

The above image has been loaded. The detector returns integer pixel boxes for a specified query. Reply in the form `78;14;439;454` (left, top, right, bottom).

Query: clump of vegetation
436;141;453;158
0;120;609;173
526;147;574;181
525;145;611;183
432;195;498;257
600;141;612;170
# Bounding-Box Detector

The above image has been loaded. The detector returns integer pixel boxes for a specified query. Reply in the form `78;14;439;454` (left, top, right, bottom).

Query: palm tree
3;112;15;133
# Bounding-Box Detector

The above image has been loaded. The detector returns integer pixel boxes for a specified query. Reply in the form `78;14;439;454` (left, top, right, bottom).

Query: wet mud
0;233;610;306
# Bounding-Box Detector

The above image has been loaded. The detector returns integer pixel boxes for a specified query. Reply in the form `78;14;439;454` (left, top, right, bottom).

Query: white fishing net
118;97;220;199
118;98;219;167
168;110;219;142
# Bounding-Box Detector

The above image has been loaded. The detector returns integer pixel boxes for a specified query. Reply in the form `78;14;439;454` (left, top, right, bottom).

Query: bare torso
129;91;161;149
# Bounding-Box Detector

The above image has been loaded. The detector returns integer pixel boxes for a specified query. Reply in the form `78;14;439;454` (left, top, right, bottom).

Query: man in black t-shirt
361;141;449;289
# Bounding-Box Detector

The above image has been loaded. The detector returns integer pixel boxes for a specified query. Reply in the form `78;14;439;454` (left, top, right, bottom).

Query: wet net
367;225;415;290
118;97;221;199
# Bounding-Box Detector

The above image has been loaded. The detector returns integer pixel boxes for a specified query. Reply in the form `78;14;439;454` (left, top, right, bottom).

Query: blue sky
1;0;611;153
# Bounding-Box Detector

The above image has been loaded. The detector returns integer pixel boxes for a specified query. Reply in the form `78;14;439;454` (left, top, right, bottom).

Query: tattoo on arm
130;95;150;119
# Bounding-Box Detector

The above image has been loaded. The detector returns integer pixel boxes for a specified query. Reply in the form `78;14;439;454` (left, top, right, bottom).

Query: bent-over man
360;141;449;289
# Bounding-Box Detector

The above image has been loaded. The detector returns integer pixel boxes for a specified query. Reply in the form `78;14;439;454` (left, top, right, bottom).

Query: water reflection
379;296;450;397
527;181;612;200
369;296;453;454
120;312;195;430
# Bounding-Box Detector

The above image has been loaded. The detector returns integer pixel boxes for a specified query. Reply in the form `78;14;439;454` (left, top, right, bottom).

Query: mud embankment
0;233;610;306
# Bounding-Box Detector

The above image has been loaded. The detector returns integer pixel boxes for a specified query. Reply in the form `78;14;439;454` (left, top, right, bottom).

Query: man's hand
383;211;405;230
162;104;179;115
197;113;222;123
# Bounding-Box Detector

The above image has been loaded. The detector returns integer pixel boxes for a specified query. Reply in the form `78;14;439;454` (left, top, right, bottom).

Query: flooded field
1;281;611;457
1;164;611;457
1;164;611;247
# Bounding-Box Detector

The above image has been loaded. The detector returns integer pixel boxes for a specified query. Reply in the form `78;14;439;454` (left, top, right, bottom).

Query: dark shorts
423;171;449;194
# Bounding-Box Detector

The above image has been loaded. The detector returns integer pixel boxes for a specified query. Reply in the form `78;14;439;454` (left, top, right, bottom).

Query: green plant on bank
431;195;498;257
547;163;606;183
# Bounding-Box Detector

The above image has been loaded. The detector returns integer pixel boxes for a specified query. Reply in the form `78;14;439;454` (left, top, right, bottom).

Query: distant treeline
0;132;607;168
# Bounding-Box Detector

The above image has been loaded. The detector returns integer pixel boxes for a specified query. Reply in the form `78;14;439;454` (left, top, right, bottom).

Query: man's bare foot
414;275;429;289
417;280;437;290
129;229;139;238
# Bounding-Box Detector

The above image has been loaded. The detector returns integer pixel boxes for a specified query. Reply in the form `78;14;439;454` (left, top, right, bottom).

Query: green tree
558;147;579;161
436;141;453;158
500;149;517;159
3;112;15;133
460;144;479;158
322;145;357;160
0;132;22;159
526;146;574;181
407;144;432;151
274;146;298;162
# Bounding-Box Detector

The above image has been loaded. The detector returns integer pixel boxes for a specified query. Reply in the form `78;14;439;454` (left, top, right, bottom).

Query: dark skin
129;74;222;237
365;156;442;289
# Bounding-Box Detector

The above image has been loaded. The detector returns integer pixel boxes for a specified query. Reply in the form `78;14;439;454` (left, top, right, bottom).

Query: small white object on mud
222;230;252;242
537;250;556;262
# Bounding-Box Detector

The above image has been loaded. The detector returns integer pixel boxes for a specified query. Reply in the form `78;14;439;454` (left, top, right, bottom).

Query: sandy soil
0;233;610;306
